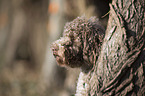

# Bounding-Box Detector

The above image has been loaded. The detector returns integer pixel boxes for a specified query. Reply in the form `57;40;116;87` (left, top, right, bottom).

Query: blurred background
0;0;110;96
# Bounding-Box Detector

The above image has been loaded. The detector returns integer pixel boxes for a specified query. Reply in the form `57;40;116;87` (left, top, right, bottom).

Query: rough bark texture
76;0;145;95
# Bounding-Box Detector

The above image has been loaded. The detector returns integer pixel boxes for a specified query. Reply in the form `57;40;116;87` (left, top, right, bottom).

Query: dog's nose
53;51;59;57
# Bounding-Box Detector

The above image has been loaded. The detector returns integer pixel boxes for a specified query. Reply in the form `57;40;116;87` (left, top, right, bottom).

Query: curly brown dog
51;16;105;73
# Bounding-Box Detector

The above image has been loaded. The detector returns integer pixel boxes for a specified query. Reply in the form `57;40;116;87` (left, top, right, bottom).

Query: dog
51;16;105;73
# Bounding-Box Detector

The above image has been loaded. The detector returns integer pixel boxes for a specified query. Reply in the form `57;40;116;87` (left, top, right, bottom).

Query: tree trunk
76;0;145;95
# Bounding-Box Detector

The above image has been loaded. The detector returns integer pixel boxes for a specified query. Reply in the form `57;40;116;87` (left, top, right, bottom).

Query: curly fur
51;16;105;72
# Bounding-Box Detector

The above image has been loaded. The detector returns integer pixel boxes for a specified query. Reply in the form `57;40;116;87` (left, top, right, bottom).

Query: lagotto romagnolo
51;16;105;73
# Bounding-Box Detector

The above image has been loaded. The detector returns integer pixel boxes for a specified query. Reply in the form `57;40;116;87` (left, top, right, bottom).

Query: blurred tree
0;0;48;96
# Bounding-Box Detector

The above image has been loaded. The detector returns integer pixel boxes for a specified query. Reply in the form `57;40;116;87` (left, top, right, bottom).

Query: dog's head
51;16;105;70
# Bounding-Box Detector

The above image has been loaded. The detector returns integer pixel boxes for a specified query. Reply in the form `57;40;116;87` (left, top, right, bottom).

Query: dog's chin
55;55;82;68
55;56;65;66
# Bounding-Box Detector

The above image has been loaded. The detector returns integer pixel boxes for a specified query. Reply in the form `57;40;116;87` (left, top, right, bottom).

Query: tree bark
76;0;145;95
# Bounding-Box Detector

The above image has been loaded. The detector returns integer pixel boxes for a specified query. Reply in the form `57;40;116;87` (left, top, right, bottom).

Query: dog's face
51;17;84;68
51;16;105;69
51;35;83;68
